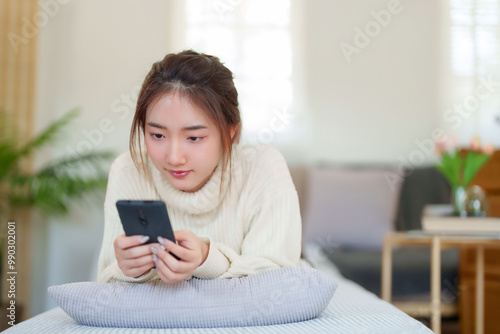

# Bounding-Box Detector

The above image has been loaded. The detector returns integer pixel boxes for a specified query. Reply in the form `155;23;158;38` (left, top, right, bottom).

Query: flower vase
453;185;467;217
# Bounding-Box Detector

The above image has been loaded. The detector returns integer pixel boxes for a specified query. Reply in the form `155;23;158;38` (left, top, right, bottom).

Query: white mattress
4;244;432;334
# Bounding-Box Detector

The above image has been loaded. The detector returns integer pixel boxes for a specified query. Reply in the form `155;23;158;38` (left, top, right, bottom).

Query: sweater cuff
192;236;230;279
98;261;158;283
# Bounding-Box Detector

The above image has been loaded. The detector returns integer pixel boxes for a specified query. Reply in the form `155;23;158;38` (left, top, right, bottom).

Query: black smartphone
116;200;178;262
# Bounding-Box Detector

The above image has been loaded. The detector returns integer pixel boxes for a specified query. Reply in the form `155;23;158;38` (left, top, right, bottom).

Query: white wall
300;0;441;166
31;0;444;316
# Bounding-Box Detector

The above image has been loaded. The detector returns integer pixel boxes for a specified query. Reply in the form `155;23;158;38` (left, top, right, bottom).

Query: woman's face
145;93;224;192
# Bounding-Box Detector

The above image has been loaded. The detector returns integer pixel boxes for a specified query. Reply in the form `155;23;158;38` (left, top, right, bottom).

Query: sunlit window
451;0;500;77
185;0;293;138
449;0;500;144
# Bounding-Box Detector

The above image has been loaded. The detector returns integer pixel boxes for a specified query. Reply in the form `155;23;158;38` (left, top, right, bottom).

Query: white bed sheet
4;244;432;334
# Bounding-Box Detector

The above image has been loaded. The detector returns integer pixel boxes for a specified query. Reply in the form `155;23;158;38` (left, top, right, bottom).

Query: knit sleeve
97;152;160;283
192;145;302;279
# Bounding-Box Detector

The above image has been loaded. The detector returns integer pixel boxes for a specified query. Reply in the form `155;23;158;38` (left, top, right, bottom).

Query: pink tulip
447;134;460;152
435;138;446;155
470;135;482;151
483;143;495;155
434;134;460;155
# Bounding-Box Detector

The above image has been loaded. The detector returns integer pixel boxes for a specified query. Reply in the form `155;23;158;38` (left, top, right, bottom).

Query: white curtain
439;0;500;146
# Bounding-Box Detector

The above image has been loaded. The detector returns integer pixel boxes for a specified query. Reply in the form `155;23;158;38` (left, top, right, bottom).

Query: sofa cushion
394;167;451;231
303;166;402;249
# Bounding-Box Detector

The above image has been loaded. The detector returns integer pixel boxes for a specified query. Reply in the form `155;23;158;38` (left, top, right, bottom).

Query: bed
4;243;432;334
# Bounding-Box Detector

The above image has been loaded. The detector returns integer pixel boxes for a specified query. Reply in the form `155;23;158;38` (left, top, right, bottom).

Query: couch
289;164;459;302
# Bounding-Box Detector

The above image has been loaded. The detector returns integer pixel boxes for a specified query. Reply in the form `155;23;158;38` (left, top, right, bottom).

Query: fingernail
152;254;158;263
138;235;150;243
150;246;158;254
157;236;167;245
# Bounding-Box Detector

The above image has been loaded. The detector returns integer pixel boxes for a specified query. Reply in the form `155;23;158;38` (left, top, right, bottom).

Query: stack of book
422;205;500;234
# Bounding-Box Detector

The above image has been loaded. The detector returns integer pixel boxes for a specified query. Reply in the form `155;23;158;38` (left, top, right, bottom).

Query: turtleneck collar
149;144;240;215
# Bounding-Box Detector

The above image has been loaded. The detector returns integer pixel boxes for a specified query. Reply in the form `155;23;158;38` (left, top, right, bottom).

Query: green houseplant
435;135;493;216
0;109;114;321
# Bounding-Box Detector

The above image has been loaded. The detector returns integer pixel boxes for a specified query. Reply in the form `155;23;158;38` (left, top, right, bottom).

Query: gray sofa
289;164;458;301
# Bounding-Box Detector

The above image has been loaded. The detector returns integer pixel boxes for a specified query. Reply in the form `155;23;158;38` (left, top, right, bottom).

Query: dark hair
130;50;242;189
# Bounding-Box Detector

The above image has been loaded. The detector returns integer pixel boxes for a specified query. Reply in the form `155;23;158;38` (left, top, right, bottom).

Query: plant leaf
462;151;491;186
8;171;108;216
0;110;20;180
2;108;114;217
436;163;457;188
39;151;115;177
436;151;463;187
16;109;80;159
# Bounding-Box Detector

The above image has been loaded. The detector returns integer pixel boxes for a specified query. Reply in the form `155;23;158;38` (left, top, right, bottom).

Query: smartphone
115;200;178;262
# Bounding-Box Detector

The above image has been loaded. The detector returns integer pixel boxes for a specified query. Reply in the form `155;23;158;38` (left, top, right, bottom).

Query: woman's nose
166;140;186;166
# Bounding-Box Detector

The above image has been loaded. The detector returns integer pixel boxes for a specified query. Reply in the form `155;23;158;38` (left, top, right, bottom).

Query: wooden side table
381;231;500;334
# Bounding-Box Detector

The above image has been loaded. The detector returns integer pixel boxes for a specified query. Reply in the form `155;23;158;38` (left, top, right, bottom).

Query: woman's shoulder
233;143;295;198
235;143;290;179
110;151;136;173
237;143;286;166
108;151;146;183
106;151;157;200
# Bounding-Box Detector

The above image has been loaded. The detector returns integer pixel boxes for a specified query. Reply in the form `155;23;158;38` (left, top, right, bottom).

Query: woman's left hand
152;229;209;284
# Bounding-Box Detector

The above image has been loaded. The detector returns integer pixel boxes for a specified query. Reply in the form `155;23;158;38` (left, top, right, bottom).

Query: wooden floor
416;317;460;334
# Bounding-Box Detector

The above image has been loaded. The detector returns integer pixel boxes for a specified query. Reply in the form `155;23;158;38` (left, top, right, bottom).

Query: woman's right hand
113;234;155;278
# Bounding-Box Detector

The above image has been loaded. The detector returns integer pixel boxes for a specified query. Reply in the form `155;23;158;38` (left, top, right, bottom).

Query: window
185;0;294;143
449;0;500;144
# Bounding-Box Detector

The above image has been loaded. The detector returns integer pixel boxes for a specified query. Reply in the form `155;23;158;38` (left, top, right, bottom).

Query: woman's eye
151;133;164;139
188;137;203;142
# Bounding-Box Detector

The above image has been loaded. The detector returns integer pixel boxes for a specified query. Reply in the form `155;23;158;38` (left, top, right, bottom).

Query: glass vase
464;185;488;217
453;185;467;217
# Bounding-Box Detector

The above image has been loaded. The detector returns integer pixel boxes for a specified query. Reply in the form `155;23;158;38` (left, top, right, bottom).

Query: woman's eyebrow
183;125;207;131
146;122;207;131
147;121;166;130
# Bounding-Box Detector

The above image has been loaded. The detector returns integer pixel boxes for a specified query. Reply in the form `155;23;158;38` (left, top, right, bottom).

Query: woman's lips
169;170;191;178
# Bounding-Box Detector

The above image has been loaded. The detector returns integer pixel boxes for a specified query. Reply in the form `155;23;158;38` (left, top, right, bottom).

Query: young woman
97;50;301;284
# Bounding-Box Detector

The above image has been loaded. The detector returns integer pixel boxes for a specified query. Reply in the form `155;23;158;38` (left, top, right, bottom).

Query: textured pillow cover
48;266;337;328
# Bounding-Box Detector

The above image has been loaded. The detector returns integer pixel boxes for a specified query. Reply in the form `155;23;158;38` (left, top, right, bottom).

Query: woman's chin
168;178;199;193
164;170;211;193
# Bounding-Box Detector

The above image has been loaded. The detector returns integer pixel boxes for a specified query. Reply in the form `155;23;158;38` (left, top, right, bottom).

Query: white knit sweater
97;143;302;283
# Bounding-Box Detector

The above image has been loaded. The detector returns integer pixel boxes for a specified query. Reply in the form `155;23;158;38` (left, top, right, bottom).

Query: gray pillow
48;266;337;328
303;166;402;249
